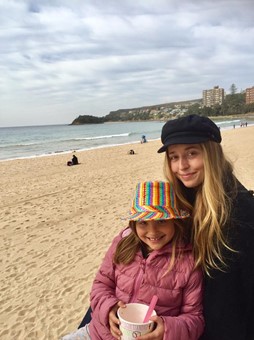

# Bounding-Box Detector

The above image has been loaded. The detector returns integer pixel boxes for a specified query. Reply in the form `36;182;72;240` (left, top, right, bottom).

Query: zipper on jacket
130;260;146;302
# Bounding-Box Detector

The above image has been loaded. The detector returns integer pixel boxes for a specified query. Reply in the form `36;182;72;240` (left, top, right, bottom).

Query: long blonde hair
113;220;190;272
164;141;237;275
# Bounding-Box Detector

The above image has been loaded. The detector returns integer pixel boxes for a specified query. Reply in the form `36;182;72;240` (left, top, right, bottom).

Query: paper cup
117;303;156;340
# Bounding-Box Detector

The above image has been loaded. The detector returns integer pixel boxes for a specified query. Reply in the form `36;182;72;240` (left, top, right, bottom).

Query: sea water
0;118;252;161
0;121;164;161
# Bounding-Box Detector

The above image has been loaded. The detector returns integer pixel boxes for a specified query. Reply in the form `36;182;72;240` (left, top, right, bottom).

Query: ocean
0;118;253;161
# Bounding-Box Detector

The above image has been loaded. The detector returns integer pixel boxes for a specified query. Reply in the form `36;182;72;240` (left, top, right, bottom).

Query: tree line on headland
71;90;254;125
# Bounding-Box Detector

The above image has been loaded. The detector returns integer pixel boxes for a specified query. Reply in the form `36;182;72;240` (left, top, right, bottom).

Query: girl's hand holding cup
109;301;126;339
136;315;164;340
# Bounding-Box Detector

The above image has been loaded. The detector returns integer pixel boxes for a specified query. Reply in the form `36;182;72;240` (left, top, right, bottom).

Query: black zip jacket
197;182;254;340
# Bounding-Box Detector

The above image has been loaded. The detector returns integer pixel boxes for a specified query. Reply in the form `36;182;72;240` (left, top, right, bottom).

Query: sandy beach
1;126;254;339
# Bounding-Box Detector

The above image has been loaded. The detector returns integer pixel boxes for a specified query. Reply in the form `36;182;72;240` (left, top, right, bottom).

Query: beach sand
0;126;254;339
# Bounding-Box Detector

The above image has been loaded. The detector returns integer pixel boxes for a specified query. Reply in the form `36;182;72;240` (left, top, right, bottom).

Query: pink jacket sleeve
162;267;204;340
90;232;122;326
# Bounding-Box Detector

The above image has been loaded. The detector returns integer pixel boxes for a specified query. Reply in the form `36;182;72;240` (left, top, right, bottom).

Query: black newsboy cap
158;114;221;153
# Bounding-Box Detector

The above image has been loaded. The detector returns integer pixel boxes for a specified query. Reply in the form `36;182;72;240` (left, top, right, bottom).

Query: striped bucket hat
128;181;189;221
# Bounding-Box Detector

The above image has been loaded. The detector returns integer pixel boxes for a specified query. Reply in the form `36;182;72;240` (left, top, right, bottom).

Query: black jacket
199;182;254;340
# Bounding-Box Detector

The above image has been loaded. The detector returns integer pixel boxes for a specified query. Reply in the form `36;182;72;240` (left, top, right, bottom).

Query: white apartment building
203;86;225;107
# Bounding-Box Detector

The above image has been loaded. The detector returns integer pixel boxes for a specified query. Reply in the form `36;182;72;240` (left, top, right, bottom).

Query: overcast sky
1;0;254;127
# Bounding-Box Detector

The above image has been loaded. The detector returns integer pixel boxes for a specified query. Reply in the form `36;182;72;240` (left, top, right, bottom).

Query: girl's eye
186;150;199;158
169;155;178;161
157;220;167;224
137;221;147;226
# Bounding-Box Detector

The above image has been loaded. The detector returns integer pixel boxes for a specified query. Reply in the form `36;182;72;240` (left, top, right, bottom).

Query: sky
1;0;254;127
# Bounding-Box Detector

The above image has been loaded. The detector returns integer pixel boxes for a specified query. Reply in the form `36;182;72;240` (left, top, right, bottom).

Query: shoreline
1;120;254;163
210;112;254;119
0;138;157;163
1;126;254;339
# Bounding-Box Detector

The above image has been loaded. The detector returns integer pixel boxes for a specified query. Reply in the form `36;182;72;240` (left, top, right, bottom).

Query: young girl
158;114;254;340
62;181;204;340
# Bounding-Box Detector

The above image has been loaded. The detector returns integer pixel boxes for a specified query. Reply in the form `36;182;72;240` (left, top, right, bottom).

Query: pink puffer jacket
89;228;204;339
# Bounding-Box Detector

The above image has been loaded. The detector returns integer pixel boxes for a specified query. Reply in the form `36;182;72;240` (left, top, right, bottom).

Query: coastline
1;126;254;339
210;112;254;119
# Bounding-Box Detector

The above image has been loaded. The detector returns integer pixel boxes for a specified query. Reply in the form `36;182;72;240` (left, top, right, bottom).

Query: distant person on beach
72;154;79;165
240;121;248;127
158;114;254;340
141;135;147;143
67;154;79;166
61;181;204;340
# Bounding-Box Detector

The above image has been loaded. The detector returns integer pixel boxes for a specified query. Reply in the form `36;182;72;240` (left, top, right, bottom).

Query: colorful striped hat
128;181;189;221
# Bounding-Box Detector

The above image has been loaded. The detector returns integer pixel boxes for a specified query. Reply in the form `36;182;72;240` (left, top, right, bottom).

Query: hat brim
128;210;190;221
157;135;210;153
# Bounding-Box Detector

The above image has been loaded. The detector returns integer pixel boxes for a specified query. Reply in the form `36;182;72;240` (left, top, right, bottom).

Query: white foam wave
73;133;130;141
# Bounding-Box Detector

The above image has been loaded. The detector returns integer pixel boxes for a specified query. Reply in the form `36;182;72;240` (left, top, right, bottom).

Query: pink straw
143;295;158;323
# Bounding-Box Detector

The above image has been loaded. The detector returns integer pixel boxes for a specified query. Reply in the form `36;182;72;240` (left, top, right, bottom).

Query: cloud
0;0;254;126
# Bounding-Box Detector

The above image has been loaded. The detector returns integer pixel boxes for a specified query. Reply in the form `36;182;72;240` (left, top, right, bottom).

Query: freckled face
167;144;204;188
136;220;175;251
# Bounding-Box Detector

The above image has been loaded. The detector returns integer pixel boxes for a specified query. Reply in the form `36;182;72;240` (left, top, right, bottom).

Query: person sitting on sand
67;155;79;166
72;155;79;165
61;181;204;340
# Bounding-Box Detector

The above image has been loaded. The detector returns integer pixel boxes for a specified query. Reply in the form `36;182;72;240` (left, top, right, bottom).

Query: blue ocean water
0;118;252;161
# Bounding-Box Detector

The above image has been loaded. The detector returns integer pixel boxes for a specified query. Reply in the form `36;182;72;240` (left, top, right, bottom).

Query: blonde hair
113;219;190;273
164;141;237;275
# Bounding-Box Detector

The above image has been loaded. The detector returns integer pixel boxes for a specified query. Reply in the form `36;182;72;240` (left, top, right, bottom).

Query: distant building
202;86;225;107
246;86;254;104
